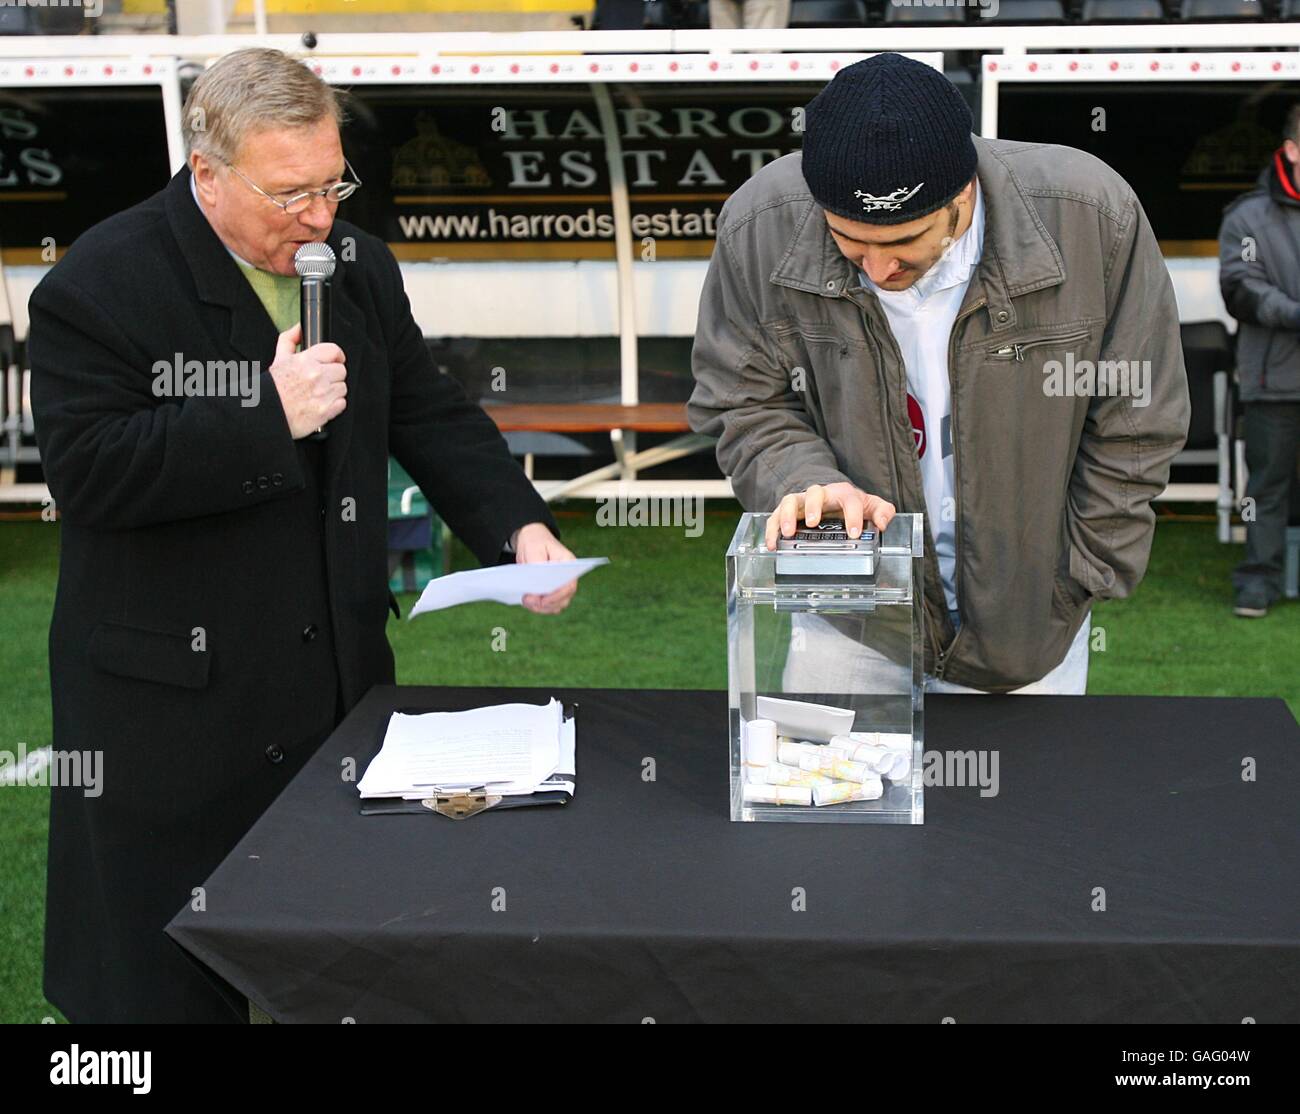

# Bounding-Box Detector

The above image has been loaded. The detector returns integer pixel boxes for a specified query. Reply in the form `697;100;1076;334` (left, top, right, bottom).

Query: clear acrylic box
726;512;924;824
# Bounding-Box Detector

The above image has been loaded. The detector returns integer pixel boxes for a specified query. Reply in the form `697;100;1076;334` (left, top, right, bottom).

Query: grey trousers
1233;401;1300;603
708;0;791;28
783;610;1093;696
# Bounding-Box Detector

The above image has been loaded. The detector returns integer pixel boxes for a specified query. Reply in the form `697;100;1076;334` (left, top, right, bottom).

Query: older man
29;48;575;1023
689;53;1190;694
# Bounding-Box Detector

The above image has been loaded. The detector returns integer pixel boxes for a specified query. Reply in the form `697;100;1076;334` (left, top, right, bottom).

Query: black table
167;686;1300;1023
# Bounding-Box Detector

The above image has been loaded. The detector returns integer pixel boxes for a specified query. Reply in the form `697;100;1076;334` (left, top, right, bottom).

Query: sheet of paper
358;699;564;798
408;558;609;617
511;717;577;797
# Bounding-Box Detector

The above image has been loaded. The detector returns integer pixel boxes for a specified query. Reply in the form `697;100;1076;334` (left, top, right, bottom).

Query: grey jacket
1218;150;1300;402
689;137;1190;692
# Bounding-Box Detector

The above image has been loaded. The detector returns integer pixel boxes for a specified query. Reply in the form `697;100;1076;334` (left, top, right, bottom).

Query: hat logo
853;183;925;213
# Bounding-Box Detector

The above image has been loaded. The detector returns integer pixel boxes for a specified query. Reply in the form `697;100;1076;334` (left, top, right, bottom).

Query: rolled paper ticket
777;735;816;751
777;740;820;766
796;752;874;784
866;749;899;777
812;777;884;806
828;757;874;783
878;732;912;751
829;734;891;773
743;783;813;806
858;746;908;781
865;751;898;776
851;730;911;753
744;718;778;767
842;733;913;778
884;747;911;778
762;762;834;788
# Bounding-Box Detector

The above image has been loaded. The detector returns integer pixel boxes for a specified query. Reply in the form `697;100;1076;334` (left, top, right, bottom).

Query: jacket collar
167;165;279;363
165;165;362;482
772;137;1066;334
1265;147;1300;208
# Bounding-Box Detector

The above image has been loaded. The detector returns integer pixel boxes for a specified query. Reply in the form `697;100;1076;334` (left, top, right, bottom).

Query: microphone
294;242;336;442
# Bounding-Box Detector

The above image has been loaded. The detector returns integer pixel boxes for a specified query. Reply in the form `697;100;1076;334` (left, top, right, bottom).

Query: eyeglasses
224;156;362;215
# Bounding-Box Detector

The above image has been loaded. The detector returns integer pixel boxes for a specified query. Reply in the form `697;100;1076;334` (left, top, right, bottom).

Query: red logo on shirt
907;393;926;458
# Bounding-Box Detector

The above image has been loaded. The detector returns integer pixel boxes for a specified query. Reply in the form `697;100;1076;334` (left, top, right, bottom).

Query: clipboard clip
417;702;577;819
419;790;503;820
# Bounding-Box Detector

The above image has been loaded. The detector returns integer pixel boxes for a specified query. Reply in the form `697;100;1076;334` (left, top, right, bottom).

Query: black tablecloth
167;687;1300;1023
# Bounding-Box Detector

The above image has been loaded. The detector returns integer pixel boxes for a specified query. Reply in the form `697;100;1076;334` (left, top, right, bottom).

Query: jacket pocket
1052;563;1091;616
987;329;1091;363
1262;328;1300;394
1051;515;1092;617
87;621;211;689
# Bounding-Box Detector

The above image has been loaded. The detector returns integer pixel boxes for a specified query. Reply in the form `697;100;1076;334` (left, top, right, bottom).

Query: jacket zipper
867;332;905;517
987;329;1090;362
936;297;989;680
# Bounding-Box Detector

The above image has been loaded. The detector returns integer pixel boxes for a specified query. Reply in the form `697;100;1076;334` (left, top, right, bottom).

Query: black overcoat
28;167;557;1022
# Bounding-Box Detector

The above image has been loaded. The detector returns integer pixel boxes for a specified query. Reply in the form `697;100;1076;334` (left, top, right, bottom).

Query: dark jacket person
28;48;577;1023
1217;110;1300;618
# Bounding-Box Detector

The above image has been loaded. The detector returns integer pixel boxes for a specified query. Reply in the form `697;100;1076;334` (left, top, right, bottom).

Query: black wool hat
801;53;978;225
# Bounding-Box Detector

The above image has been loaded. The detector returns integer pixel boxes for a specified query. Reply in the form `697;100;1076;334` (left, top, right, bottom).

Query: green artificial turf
0;505;1295;1022
389;506;735;690
0;517;61;1024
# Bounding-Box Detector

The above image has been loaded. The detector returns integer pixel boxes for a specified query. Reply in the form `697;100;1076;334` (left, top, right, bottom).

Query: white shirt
861;179;985;614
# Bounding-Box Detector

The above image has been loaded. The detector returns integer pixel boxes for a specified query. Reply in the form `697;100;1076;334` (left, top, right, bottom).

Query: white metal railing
0;28;1286;505
0;22;1298;58
981;49;1300;136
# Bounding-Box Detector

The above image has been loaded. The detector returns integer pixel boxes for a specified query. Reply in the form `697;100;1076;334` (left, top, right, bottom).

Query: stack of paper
358;698;575;799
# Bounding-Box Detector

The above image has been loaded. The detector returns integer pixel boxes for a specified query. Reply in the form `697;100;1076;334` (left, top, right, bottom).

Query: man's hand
764;482;896;550
268;322;348;439
513;522;578;615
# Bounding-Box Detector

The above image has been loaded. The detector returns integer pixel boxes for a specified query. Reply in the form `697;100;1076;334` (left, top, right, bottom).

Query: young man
690;53;1190;694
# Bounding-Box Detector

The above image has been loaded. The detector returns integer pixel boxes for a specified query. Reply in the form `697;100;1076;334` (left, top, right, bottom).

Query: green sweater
235;259;300;334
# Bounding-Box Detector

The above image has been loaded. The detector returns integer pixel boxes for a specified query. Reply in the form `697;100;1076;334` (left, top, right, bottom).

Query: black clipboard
358;701;577;820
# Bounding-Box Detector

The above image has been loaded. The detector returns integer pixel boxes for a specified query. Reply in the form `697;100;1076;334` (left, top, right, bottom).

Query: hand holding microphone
269;243;345;441
268;321;347;440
